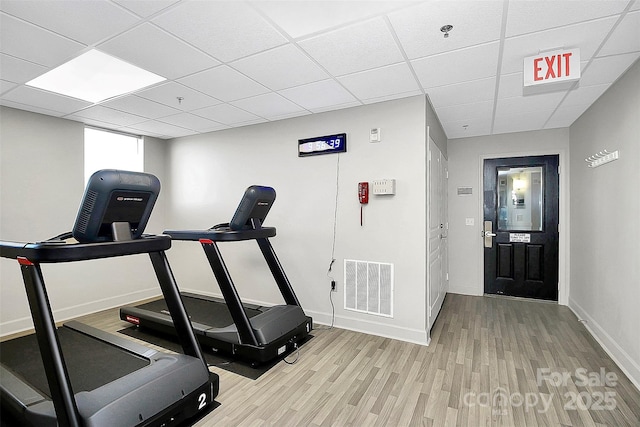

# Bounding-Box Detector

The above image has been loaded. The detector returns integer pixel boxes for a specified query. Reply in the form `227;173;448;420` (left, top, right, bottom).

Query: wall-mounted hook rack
585;149;619;168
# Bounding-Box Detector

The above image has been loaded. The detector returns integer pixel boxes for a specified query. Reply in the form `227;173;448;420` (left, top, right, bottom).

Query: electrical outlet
331;280;337;292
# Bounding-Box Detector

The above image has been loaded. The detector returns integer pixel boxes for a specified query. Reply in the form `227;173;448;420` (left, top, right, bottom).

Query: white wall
0;107;168;335
568;59;640;389
446;128;570;299
165;96;431;343
426;96;447;159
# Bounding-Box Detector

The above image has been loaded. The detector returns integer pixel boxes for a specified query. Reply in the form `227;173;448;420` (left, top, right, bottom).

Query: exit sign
523;48;580;87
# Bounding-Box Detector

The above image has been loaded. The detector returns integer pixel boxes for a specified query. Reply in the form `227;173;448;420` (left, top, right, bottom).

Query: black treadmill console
229;185;276;231
72;169;160;243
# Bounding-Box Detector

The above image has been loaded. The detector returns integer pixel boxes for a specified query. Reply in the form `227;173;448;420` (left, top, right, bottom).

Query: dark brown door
483;155;559;300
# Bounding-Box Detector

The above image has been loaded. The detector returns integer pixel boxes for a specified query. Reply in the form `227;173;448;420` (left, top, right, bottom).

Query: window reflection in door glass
497;166;544;231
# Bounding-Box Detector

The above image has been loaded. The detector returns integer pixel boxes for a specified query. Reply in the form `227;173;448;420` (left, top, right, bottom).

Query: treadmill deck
134;293;263;329
0;326;148;398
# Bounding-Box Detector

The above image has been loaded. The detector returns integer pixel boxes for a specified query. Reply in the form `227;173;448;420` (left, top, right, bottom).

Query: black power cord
283;342;299;365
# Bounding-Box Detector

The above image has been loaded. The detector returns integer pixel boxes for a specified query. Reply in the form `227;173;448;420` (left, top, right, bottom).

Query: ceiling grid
0;0;637;139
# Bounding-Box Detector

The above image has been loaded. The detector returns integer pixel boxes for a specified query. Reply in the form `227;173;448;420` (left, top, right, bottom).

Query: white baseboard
306;308;430;346
181;288;431;345
569;297;640;392
447;284;481;296
0;288;159;338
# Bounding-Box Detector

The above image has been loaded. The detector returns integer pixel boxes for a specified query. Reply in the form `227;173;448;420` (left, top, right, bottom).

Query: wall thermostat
372;179;396;195
370;128;381;143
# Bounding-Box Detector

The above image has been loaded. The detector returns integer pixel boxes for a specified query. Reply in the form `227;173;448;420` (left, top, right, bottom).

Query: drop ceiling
1;0;638;140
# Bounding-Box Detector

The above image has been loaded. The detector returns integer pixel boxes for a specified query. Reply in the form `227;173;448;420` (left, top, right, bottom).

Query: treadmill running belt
136;295;262;328
0;327;148;397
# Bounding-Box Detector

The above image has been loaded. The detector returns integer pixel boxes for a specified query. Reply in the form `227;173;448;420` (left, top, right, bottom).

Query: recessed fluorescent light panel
26;50;165;103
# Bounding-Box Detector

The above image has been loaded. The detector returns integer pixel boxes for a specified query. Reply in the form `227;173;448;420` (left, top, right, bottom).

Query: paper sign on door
510;233;531;243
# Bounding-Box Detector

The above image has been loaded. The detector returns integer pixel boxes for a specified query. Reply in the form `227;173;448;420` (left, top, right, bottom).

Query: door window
497;166;543;231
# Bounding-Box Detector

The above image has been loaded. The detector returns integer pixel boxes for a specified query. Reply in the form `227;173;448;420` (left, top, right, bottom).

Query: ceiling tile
388;1;503;59
442;117;492;139
299;17;404;76
426;77;496;108
152;1;287;62
505;0;627;38
68;115;129;130
279;79;358;112
101;95;181;119
0;12;84;67
1;85;90;115
501;16;619;75
98;23;220;80
551;104;594;128
580;52;640;87
561;83;609;107
191;103;262;126
178;66;269;102
495;91;564;118
0;53;48;84
136;82;221;112
338;62;421;103
157;112;225;132
112;0;180;18
230;44;328;91
435;100;494;124
493;110;552;135
545;103;592;129
128;120;197;138
0;99;65;117
598;10;640;57
68;105;147;127
231;92;307;120
255;1;413;39
116;126;167;139
413;42;500;89
0;0;139;45
0;79;18;95
497;72;524;99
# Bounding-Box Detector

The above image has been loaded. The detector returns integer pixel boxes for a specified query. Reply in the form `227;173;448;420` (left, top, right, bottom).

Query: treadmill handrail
164;226;276;242
199;240;260;347
0;235;171;263
3;241;213;426
19;258;82;427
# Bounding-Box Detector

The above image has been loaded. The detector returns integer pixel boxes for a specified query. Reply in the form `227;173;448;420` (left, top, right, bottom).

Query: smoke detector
440;24;453;38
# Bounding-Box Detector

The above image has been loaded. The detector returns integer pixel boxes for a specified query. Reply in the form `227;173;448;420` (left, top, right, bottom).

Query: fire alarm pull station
358;182;369;226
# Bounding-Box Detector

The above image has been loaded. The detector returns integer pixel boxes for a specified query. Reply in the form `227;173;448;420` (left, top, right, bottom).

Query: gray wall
569;59;640;389
165;95;431;343
0;106;168;334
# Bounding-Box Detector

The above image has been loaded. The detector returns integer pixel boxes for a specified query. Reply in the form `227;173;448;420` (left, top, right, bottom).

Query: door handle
483;221;496;248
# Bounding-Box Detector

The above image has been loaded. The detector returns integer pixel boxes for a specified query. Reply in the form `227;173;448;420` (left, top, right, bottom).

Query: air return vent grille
344;260;393;317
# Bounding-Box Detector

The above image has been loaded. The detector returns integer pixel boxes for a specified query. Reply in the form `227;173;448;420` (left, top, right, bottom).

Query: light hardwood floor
74;293;640;426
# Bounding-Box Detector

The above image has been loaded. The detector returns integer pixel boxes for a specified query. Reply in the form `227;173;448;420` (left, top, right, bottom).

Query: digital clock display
298;133;347;157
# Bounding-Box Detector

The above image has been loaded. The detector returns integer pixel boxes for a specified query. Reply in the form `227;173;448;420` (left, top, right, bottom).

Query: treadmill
0;170;219;427
120;185;312;365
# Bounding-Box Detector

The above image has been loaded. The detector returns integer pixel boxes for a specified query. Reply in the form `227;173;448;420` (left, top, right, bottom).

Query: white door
427;138;448;332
